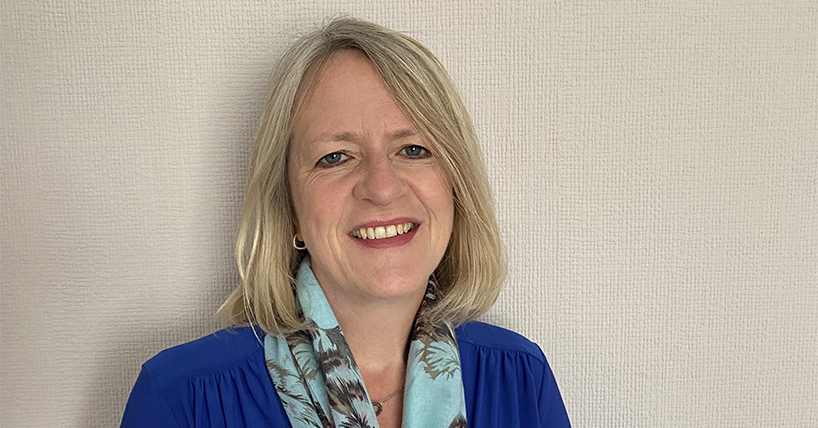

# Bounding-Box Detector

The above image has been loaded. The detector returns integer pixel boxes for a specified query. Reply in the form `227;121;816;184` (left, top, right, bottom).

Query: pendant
373;401;383;416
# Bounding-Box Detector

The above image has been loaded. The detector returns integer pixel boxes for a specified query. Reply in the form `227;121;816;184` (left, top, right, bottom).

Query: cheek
291;177;348;240
293;188;324;230
288;182;308;232
436;170;455;211
425;170;455;226
290;184;328;240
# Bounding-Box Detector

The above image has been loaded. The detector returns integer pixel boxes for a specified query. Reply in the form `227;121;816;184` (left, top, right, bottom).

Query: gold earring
293;235;307;251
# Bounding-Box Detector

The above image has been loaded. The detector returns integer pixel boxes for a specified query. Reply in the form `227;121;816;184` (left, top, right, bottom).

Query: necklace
372;386;405;416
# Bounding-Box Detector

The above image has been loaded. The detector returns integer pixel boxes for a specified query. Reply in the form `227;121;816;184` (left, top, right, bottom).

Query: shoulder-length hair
219;18;506;334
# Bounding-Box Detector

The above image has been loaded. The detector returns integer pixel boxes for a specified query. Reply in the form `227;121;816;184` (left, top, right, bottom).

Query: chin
361;269;430;300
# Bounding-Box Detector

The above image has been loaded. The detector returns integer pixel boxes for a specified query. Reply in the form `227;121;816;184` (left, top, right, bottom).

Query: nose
353;154;406;206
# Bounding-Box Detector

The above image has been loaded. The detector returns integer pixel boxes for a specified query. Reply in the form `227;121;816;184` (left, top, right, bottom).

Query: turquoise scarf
264;258;467;427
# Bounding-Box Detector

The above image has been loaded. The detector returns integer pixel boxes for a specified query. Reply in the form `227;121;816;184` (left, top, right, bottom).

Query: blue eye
402;145;429;158
319;152;348;166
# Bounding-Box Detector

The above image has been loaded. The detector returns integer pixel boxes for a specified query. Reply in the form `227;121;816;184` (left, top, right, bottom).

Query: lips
348;218;420;248
351;222;414;240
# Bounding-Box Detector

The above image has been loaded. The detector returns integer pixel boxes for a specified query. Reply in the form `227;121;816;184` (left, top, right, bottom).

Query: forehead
291;50;416;147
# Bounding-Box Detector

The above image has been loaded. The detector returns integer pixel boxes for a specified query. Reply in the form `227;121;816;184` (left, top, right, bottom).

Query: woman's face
288;50;454;306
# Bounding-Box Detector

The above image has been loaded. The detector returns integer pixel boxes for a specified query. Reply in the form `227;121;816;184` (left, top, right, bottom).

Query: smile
351;222;415;240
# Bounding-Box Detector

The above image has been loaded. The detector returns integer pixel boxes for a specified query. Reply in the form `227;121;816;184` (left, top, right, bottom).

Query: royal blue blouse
121;321;571;427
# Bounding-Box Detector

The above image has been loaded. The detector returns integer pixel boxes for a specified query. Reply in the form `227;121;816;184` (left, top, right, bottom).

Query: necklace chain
372;386;405;416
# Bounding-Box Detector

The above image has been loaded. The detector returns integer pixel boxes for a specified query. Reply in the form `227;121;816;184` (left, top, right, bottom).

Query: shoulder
122;327;286;426
455;322;572;427
141;326;265;388
455;321;546;363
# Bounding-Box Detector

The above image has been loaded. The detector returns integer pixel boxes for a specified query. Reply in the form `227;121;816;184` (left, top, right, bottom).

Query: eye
401;145;430;158
318;152;348;167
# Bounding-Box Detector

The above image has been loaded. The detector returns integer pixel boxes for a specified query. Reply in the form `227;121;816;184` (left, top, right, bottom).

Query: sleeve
120;366;183;428
538;354;572;428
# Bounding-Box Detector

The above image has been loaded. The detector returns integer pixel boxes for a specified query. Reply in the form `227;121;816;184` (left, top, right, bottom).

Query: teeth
354;222;413;240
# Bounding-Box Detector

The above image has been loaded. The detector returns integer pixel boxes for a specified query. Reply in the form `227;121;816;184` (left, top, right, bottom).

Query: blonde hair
219;18;506;334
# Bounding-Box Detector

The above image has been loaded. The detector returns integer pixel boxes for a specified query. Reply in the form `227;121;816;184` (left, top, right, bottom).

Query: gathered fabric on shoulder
121;322;571;428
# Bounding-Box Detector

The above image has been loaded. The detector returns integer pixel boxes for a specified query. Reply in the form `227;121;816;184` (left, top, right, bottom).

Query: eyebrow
389;128;417;140
310;128;417;145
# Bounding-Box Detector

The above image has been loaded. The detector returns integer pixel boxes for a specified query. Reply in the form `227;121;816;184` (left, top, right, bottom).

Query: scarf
264;258;467;428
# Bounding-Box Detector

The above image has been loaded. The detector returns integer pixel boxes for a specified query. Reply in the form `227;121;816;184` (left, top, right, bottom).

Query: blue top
121;322;571;427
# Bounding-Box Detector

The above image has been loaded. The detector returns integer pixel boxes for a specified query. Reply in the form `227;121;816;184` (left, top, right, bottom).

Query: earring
293;235;307;251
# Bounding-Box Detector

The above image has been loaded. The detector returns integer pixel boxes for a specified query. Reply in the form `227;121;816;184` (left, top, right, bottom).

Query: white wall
1;1;816;427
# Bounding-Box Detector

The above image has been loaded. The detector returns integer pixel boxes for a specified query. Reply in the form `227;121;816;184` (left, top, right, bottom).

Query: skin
287;49;455;426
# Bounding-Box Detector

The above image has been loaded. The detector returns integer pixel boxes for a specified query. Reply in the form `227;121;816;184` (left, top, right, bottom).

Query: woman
122;18;570;428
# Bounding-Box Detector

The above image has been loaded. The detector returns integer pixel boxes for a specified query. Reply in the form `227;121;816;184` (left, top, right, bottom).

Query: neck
313;278;428;426
329;291;423;373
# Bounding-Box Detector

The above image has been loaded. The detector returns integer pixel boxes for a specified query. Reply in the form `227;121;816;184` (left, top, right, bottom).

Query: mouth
351;222;415;240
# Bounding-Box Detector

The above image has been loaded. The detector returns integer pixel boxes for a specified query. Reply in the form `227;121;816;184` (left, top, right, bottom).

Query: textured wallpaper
1;1;816;427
